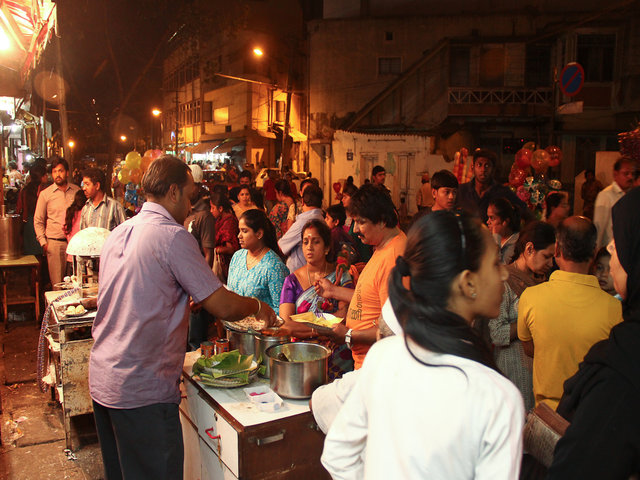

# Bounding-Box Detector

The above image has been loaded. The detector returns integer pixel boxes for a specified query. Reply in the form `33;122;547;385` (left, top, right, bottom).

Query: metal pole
55;36;70;168
174;90;178;155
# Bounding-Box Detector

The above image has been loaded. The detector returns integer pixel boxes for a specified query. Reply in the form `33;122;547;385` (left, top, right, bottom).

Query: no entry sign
559;63;585;97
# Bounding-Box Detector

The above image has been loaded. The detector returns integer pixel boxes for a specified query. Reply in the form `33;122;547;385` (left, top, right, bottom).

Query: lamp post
151;108;163;150
253;45;293;170
67;139;75;165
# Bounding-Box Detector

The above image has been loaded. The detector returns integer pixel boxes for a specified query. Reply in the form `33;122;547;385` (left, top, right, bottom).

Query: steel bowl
226;329;255;356
253;333;290;378
266;342;331;399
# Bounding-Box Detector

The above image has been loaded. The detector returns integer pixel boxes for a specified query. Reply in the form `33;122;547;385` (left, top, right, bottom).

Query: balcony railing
448;87;553;105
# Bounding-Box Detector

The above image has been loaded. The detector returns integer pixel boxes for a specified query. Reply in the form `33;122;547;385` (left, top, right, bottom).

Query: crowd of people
4;148;640;478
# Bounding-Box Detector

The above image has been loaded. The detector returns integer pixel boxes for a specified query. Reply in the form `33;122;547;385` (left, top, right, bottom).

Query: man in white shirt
593;157;635;249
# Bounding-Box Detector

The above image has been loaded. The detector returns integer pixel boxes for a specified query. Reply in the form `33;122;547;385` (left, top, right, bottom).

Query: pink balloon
151;149;163;159
515;148;532;169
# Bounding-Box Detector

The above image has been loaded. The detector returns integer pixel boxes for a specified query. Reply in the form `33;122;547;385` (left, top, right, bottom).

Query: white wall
323;130;451;214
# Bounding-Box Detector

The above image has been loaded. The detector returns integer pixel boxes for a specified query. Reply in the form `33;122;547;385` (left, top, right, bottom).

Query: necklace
306;262;329;287
246;247;267;270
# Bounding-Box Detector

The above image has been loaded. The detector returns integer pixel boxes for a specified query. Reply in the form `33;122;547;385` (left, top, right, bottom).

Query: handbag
212;249;227;284
523;402;570;467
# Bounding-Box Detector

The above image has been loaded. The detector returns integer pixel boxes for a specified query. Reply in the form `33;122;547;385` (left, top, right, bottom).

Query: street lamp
151;108;163;149
252;47;263;57
120;135;127;142
67;139;75;164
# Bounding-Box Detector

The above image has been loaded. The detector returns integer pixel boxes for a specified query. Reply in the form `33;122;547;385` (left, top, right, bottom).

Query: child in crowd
325;203;354;259
590;247;617;296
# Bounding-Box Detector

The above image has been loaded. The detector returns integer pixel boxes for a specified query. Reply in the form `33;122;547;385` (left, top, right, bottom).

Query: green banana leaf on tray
192;350;257;387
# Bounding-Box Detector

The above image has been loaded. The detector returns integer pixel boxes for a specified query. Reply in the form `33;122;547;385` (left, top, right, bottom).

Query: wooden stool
0;255;40;332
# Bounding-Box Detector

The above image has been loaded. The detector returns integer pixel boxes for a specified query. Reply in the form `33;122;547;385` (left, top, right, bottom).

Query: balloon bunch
509;143;563;219
118;149;163;212
452;147;473;183
618;127;640;163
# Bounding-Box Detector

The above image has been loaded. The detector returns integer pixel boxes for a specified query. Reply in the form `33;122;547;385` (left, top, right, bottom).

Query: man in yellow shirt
518;216;622;410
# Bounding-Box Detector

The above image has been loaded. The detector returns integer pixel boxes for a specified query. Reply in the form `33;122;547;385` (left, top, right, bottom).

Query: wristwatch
344;329;353;349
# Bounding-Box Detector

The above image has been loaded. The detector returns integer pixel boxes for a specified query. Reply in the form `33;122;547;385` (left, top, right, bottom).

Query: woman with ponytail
322;211;525;480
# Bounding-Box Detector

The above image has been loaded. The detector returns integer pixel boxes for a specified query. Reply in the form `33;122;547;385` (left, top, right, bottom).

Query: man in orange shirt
319;184;406;369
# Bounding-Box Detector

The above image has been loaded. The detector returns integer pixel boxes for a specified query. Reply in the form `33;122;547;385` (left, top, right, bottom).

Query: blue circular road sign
559;63;585;97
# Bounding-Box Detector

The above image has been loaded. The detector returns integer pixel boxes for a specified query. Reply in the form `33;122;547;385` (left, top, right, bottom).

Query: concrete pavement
0;309;103;479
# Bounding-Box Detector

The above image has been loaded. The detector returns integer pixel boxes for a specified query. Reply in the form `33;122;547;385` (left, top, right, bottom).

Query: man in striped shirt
80;168;126;231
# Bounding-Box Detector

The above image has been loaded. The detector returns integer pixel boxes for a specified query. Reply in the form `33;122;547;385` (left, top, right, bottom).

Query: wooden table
0;255;40;332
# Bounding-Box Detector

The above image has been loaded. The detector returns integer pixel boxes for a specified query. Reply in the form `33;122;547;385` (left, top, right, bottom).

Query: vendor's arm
315;277;354;303
202;287;277;327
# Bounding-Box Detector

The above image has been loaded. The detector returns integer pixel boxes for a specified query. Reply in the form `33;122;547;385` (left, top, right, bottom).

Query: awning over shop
0;0;57;95
186;142;218;154
214;138;245;154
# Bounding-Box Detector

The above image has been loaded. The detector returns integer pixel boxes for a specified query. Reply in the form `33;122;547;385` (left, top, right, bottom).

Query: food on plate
290;311;342;329
75;305;86;315
65;305;76;315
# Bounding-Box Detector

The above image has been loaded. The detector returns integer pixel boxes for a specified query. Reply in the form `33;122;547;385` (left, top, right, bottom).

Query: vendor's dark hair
489;197;520;233
210;191;232;213
142;155;191;197
275;179;293;198
240;209;285;260
302;219;333;261
326;203;346;227
510;221;556;264
348;183;397;228
388;211;497;371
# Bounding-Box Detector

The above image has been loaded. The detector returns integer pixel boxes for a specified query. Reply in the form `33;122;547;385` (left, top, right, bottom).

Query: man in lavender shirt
89;156;277;480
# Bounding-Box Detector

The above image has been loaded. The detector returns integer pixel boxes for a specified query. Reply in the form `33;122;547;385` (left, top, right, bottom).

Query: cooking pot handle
251;429;285;446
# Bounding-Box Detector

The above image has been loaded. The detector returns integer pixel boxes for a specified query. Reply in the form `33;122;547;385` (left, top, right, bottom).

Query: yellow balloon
125;151;142;170
118;168;130;184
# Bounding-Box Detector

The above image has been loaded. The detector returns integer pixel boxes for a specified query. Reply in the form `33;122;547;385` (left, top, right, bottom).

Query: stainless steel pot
266;342;331;399
253;333;290;378
226;329;255;356
0;212;22;260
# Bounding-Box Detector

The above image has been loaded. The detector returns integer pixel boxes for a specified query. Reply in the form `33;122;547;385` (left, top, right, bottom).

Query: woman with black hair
322;211;524;479
268;179;296;238
544;191;570;229
487;197;521;264
226;209;288;312
488;221;556;412
63;189;89;275
210;192;239;283
548;187;640;479
232;185;258;218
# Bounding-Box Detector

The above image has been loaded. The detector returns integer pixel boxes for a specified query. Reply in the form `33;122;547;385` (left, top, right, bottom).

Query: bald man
517;216;622;409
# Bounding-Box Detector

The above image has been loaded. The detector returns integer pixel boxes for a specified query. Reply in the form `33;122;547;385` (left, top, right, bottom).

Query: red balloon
515;148;532;169
333;182;342;194
531;149;550;173
509;166;527;187
545;145;562;168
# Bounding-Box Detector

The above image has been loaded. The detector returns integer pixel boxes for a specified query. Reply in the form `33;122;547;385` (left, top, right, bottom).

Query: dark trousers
92;400;184;480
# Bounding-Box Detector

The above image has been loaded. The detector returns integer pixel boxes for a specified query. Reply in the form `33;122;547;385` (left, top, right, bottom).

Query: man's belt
48;238;67;242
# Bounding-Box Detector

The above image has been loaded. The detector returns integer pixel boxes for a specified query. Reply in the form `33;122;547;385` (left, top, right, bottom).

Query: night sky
53;0;176;155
